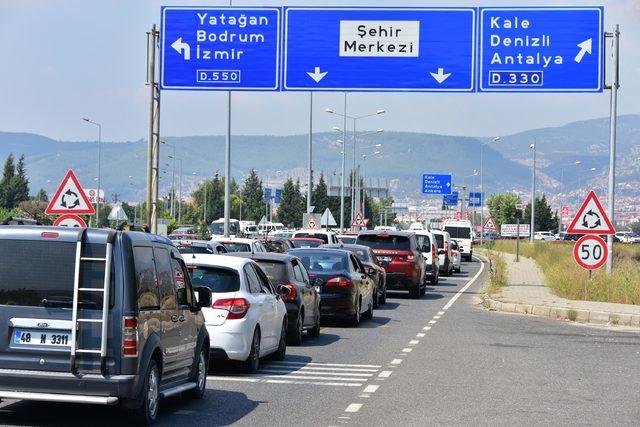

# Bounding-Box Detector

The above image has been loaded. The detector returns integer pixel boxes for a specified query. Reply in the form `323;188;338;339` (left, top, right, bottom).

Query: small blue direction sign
468;192;483;207
422;174;452;195
160;7;281;90
478;7;603;92
283;7;476;92
443;192;459;206
263;188;272;203
274;189;282;204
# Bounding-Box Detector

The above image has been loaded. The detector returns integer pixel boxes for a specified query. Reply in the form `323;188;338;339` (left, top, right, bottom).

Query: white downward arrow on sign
171;37;191;60
574;38;592;63
430;68;451;84
307;67;328;83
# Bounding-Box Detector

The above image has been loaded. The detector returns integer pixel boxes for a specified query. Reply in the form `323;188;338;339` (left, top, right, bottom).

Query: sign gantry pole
605;25;620;273
307;92;313;214
145;24;161;233
223;0;233;238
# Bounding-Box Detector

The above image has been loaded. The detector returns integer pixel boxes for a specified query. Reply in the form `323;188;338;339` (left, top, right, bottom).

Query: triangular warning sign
483;216;497;232
351;211;365;227
567;191;615;235
46;170;95;215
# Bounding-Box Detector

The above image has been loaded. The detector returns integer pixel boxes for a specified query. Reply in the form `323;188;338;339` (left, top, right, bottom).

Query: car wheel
420;282;427;295
363;298;374;320
308;313;321;338
186;348;207;399
273;321;287;361
132;359;160;425
288;311;303;346
243;329;260;372
380;283;387;305
350;301;361;327
455;267;461;273
373;286;380;309
409;286;420;299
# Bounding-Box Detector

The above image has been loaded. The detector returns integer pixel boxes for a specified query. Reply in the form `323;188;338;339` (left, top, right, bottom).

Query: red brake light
122;316;138;358
212;298;251;319
326;276;353;287
406;254;415;261
281;284;298;301
41;232;59;239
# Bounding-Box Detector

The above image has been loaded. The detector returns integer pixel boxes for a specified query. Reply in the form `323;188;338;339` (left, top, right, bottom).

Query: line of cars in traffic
0;219;474;424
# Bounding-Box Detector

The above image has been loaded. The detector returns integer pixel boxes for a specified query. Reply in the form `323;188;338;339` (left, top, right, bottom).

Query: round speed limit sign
573;235;608;270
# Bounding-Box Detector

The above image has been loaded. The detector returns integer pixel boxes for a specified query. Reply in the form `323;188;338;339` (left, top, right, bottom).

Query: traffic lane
0;264;479;426
350;259;640;426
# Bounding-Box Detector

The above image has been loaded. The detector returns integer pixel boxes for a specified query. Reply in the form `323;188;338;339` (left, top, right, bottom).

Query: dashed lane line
409;340;419;345
378;371;392;378
390;359;403;365
363;385;379;393
345;403;363;413
416;333;425;338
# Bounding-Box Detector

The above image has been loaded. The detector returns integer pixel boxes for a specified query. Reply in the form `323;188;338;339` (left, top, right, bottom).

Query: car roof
290;237;325;241
294;229;335;235
0;225;173;246
183;253;251;269
357;230;414;237
212;237;255;244
231;252;297;262
289;247;349;257
323;243;371;251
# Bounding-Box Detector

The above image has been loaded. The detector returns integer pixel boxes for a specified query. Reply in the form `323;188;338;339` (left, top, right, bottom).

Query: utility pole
530;142;536;244
340;94;347;232
605;25;620;273
145;24;161;233
307;92;313;214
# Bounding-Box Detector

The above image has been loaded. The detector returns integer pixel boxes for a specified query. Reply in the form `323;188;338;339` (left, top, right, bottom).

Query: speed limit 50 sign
573;235;608;270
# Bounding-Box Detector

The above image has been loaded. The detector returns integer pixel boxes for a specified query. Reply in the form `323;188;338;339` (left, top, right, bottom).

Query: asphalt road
1;257;639;426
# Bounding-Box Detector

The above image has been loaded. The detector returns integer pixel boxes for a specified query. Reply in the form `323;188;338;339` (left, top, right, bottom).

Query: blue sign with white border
283;7;476;92
478;7;603;92
274;189;282;204
160;6;281;90
263;188;272;203
468;192;483;207
443;191;459;206
422;173;452;195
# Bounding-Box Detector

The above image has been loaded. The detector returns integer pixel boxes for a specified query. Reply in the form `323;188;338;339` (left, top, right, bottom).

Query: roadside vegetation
488;241;640;305
485;250;508;295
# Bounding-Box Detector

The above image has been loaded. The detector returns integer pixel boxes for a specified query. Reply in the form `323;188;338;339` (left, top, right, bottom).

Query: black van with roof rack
0;226;211;424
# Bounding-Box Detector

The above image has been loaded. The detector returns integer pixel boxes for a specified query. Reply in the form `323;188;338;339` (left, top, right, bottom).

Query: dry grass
488;240;640;305
485;250;508;295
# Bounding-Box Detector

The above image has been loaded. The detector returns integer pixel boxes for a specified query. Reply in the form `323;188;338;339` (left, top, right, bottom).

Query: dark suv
356;231;426;299
0;226;211;424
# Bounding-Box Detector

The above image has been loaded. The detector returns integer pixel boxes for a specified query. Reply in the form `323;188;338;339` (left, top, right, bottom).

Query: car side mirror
438;249;446;255
277;284;292;298
366;267;376;275
194;286;212;308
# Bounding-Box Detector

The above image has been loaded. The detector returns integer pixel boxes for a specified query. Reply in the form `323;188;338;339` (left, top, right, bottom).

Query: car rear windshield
294;233;328;243
295;252;347;274
291;239;322;248
415;235;431;252
177;245;213;254
357;235;410;251
221;242;251;253
188;266;240;293
433;234;444;248
255;261;288;285
443;226;471;239
0;239;111;308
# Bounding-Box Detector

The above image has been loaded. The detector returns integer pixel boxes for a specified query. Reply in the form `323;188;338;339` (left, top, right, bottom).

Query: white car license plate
379;256;392;262
314;285;321;293
13;329;71;347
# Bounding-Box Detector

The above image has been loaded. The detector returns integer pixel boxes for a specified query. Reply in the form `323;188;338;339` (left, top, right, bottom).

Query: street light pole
530;143;536;244
82;118;102;226
307;92;313;214
480;136;500;244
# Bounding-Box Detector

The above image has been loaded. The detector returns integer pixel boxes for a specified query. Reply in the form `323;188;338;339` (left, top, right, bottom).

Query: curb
481;295;640;329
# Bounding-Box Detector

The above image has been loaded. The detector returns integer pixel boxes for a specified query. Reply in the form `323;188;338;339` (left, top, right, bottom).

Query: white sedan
185;254;288;372
534;232;556;241
212;237;268;253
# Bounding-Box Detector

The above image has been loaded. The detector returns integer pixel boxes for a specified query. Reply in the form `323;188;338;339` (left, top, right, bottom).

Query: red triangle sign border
45;170;96;215
566;191;615;235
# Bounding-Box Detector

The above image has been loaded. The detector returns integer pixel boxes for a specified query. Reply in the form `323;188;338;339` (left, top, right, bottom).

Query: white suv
414;230;440;285
442;219;474;262
185;255;288;372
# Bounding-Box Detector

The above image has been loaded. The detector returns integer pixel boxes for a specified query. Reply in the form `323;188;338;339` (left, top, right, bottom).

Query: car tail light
212;298;251;319
281;284;298;301
41;232;59;239
326;275;353;287
122;316;138;358
406;254;415;261
445;242;449;252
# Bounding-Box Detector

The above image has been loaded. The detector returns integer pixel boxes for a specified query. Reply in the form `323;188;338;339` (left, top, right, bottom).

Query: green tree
486;193;523;228
524;194;558;232
0;153;16;209
241;170;264;222
33;188;49;203
11;155;30;206
192;175;225;224
629;222;640;235
277;178;305;228
311;173;329;214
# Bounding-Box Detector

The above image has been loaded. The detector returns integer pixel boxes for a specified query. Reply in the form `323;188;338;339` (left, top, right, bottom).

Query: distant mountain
1;115;638;202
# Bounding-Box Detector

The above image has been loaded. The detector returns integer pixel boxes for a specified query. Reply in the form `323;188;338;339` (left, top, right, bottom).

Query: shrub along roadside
485;250;508;295
486;241;640;306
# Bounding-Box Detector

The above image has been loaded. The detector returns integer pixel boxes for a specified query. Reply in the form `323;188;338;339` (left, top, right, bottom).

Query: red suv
356;231;426;299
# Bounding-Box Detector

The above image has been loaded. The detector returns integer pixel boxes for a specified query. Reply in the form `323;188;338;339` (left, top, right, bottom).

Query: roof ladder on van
69;230;115;375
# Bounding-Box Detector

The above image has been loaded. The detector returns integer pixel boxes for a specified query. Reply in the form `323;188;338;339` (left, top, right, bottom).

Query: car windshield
339;236;357;244
294;233;329;243
293;251;347;274
0;239;111;308
188;266;240;293
220;242;251;253
255;260;288;285
210;222;239;236
443;226;471;239
357;235;410;251
291;239;322;248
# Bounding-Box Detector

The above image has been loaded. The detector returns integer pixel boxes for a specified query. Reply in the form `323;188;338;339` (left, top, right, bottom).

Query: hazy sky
1;0;639;142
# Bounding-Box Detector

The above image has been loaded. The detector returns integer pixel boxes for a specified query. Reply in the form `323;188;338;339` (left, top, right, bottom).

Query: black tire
363;299;374;320
273;321;287;361
288;311;303;346
420;283;427;295
186;348;207;399
350;301;361;327
132;359;160;425
373;285;380;309
409;286;420;299
243;329;260;372
379;282;387;305
308;313;321;338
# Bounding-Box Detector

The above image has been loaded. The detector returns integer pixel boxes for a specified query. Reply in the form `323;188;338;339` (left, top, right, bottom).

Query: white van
414;230;440;285
442;219;474;262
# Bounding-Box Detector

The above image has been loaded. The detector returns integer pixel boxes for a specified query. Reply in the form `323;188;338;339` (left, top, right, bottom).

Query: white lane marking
423;326;432;331
378;370;392;378
442;258;486;311
402;348;412;353
433;315;441;319
359;394;370;398
416;333;426;338
409;340;419;345
390;359;403;365
363;384;379;393
258;374;364;382
263;364;378;372
267;361;381;369
207;376;259;383
259;369;374;377
345;403;363;413
338;416;351;420
428;320;437;324
265;379;362;387
438;311;445;315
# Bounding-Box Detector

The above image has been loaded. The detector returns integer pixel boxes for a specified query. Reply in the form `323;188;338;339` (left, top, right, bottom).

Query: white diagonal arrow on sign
574;38;592;63
171;37;191;60
307;67;328;83
430;68;451;84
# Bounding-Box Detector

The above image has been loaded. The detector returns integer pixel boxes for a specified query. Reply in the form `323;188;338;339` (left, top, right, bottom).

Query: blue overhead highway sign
263;188;272;203
443;192;459;206
468;192;483;207
160;6;281;90
283;7;476;92
422;174;452;195
478;7;603;92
